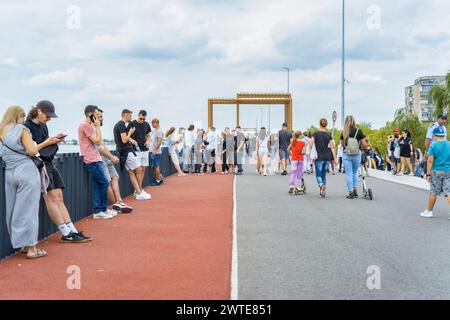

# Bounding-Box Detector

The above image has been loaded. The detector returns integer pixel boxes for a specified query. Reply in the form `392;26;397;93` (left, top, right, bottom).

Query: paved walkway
368;169;429;191
0;173;234;300
236;166;450;299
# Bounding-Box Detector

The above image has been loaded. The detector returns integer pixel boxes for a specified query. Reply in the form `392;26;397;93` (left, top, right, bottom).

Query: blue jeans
343;152;360;192
314;160;330;186
85;161;109;214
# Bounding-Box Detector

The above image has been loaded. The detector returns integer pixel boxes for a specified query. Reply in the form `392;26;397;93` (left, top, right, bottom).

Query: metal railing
0;148;176;260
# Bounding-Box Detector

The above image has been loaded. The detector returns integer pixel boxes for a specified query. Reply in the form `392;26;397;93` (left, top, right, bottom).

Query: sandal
26;248;47;259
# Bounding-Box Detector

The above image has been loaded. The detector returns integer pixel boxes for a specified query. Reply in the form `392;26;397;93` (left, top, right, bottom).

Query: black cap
282;122;288;127
36;100;58;118
438;113;447;120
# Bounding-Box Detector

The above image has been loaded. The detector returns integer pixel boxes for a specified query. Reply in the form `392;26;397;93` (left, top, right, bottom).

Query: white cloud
0;55;17;66
26;68;86;89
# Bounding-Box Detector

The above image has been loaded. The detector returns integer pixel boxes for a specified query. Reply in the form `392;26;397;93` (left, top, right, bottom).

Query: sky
0;0;449;139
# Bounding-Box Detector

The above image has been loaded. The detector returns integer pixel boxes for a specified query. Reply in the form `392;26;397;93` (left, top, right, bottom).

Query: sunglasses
139;117;146;121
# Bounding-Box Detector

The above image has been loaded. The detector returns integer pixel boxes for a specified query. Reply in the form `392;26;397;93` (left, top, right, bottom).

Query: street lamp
282;67;290;93
341;0;345;128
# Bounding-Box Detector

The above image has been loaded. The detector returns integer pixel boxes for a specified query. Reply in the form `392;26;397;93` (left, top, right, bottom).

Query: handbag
0;139;44;171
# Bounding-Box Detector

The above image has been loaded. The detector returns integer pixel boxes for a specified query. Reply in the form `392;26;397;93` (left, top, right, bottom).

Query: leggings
290;160;304;187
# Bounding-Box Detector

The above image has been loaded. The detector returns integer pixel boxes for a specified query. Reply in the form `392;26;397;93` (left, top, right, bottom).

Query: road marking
231;175;238;300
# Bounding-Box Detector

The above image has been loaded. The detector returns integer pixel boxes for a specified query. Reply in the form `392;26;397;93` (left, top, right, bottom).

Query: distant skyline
0;0;449;139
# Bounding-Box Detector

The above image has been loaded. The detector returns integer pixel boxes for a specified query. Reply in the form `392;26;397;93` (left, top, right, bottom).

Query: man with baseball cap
424;114;447;174
420;126;450;219
25;100;92;243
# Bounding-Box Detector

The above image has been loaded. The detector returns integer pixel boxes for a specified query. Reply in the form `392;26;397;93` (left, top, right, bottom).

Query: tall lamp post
341;0;346;128
282;67;290;93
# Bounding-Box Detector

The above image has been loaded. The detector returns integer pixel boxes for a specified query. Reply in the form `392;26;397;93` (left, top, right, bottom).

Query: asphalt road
236;165;450;299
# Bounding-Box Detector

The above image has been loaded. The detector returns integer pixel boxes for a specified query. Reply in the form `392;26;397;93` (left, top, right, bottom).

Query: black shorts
44;161;65;191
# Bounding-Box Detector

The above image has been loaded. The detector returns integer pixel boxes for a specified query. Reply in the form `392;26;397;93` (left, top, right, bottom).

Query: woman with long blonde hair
0;106;46;259
165;127;187;176
340;115;368;199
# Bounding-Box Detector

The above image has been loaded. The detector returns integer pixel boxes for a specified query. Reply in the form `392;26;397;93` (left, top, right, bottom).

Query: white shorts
138;151;149;167
125;152;146;171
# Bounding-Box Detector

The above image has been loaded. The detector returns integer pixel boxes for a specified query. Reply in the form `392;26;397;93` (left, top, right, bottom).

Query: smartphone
89;114;96;123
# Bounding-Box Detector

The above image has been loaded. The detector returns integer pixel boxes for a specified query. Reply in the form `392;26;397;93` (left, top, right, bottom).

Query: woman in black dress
398;129;414;175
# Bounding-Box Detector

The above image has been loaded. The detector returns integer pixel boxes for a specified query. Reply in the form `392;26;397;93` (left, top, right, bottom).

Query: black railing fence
0;148;176;260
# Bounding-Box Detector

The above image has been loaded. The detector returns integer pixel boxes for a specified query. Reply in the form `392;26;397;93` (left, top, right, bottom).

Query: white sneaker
420;210;433;218
93;212;114;220
107;209;118;217
141;189;151;197
136;192;151;200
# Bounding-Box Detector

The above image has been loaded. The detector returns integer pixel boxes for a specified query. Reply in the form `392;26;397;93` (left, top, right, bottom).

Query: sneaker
107;209;118;217
420;210;433;218
60;232;90;243
289;186;294;194
93;212;114;220
353;190;359;198
346;192;354;199
141;189;151;197
136;192;151;200
133;191;138;199
397;172;404;176
112;202;133;214
150;181;161;186
76;231;92;241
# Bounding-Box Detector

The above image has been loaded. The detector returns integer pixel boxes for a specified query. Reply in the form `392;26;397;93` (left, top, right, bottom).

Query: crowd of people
1;101;449;259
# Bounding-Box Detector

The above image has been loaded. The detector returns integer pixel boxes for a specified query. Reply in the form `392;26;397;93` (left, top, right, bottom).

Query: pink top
78;121;102;164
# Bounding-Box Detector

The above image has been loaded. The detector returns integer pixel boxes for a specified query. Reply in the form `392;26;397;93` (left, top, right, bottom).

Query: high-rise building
405;76;445;122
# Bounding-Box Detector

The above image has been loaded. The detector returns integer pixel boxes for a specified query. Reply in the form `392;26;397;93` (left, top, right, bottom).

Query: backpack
346;129;360;156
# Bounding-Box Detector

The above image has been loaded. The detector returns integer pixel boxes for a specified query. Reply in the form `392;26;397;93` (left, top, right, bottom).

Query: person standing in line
234;126;246;175
278;123;292;175
256;127;269;176
390;129;401;175
203;127;218;173
419;126;450;219
183;124;196;173
194;130;205;175
309;118;336;198
97;109;133;213
340;116;368;199
177;127;185;170
129;110;152;191
287;131;305;194
0;106;46;259
25;100;91;242
78;105;116;220
165;127;187;176
149;118;164;186
225;127;235;174
398;129;414;176
113;109;150;200
220;131;229;174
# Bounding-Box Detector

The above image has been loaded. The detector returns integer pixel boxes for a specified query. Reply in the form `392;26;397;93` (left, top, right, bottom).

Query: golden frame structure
208;93;293;131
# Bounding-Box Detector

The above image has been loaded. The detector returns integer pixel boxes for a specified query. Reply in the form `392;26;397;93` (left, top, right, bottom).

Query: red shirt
292;140;305;161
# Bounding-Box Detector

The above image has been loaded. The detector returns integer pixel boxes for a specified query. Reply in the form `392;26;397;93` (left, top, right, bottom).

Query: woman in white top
165;127;187;177
256;127;269;176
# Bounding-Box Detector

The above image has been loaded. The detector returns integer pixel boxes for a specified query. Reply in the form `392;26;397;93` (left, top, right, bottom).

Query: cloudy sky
0;0;449;139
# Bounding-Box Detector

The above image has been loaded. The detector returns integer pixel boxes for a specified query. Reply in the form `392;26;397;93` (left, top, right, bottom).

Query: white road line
231;175;239;300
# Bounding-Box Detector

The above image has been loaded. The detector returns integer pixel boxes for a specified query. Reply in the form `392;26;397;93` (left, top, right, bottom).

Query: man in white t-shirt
203;127;218;173
149;118;164;186
183;124;196;173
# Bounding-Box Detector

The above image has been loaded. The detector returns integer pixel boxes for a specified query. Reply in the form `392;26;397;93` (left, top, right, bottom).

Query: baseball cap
282;122;288;127
36;100;58;118
393;128;399;133
438;113;447;120
433;126;446;137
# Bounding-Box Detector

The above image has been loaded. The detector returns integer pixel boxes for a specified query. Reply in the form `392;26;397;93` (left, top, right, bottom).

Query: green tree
430;72;450;118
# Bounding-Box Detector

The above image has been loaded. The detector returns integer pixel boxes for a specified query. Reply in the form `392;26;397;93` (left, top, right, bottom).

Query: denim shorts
430;170;450;196
279;148;289;160
150;153;161;168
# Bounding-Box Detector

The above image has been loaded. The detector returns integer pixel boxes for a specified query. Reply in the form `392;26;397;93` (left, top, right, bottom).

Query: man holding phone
78;105;116;220
25;100;92;242
113;109;151;200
